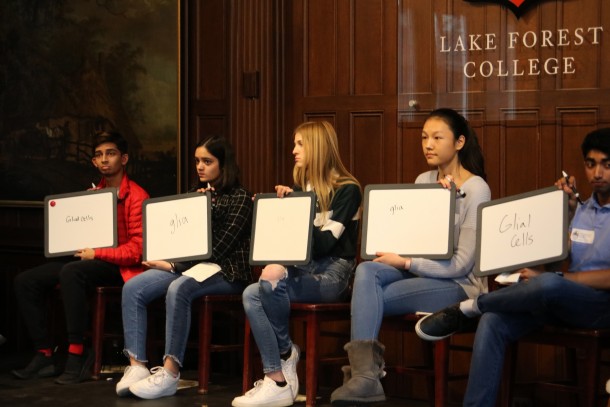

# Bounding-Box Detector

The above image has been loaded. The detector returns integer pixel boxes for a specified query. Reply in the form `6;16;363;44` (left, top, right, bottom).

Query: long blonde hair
292;121;360;214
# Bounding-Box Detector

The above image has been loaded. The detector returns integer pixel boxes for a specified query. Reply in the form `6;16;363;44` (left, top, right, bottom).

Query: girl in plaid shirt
117;136;253;399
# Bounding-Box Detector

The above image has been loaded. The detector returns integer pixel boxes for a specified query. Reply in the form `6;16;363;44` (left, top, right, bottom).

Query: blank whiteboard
361;184;456;260
474;187;568;277
250;192;315;265
45;188;118;257
143;192;212;262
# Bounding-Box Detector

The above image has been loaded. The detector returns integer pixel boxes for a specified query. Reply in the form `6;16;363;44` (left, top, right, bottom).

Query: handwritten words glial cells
65;215;94;223
499;213;534;248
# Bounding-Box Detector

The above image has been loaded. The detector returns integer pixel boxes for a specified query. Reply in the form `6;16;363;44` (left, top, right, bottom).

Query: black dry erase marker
448;180;466;198
443;175;466;198
562;170;584;205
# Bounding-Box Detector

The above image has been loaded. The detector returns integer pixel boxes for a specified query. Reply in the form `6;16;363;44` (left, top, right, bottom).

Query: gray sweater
409;170;490;298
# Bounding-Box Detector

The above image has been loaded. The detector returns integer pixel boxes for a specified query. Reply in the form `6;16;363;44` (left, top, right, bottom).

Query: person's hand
517;267;543;281
196;185;215;194
275;185;294;198
74;248;95;260
373;252;409;269
142;260;173;272
438;174;454;190
555;175;578;219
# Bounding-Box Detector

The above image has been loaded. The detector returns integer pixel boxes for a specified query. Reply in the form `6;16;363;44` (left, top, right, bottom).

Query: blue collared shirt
569;195;610;272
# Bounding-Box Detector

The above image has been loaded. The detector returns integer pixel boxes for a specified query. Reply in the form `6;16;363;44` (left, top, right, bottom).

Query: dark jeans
14;258;124;349
464;273;610;407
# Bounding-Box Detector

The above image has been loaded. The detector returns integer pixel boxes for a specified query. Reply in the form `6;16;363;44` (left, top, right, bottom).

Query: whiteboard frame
249;192;315;266
44;188;118;257
474;186;569;277
143;192;212;262
360;184;456;260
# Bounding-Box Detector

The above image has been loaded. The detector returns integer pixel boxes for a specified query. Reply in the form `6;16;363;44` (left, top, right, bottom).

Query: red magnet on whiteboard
50;201;56;207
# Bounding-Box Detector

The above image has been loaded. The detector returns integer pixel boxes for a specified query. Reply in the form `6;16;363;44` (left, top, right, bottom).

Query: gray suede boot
340;365;351;384
330;340;386;405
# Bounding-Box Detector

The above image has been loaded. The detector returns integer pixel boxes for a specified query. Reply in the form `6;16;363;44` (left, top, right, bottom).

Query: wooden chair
242;301;351;407
382;313;474;407
195;294;244;394
89;286;122;380
500;325;610;407
89;287;245;394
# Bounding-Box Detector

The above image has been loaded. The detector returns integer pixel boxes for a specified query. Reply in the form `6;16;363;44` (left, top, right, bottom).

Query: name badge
571;228;594;244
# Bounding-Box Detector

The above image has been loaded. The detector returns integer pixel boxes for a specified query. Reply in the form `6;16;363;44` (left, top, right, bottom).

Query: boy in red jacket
12;131;149;384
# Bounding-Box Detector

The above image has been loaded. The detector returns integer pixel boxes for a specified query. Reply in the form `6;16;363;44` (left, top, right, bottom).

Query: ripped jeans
122;268;245;366
242;256;355;374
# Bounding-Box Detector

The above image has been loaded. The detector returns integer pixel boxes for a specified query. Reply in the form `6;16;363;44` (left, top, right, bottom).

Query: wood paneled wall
2;0;609;403
185;0;284;194
186;0;610;199
183;0;610;402
286;0;400;189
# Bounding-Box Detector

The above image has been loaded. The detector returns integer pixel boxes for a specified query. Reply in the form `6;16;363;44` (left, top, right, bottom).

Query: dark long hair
426;108;487;181
193;136;241;192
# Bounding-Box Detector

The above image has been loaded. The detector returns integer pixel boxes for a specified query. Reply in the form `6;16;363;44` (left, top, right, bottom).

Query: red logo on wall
464;0;545;18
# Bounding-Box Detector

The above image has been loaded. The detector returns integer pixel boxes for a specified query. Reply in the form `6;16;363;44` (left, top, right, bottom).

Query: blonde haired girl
233;121;362;407
292;120;359;214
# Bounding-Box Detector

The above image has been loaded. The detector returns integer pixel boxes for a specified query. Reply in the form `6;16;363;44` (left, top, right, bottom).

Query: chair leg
433;339;449;407
305;312;320;407
198;300;213;394
242;319;255;393
91;291;105;380
418;339;435;405
578;342;600;407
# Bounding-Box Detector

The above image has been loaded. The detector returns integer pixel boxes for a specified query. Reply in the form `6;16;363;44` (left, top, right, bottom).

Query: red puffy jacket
94;174;149;282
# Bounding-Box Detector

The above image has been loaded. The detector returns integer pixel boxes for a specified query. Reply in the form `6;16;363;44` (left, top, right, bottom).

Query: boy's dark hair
582;128;610;158
93;131;129;155
195;136;241;192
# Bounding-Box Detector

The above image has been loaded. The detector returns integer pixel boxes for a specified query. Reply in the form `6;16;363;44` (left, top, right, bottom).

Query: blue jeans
351;261;468;340
464;273;610;407
243;256;354;374
122;268;245;366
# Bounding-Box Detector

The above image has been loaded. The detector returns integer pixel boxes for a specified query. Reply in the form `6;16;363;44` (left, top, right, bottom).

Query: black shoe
415;305;476;341
54;348;94;385
12;352;59;380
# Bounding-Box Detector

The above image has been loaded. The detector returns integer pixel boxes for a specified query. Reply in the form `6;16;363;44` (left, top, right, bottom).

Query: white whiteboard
361;184;456;260
143;192;212;262
250;192;315;265
474;187;569;276
45;188;117;257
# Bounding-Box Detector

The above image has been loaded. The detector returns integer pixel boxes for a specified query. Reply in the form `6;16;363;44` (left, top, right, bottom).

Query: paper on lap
182;262;221;282
494;272;521;285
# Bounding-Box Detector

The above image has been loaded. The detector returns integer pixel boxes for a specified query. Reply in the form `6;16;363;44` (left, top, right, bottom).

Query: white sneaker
129;366;179;399
116;365;151;396
281;344;300;399
232;376;294;407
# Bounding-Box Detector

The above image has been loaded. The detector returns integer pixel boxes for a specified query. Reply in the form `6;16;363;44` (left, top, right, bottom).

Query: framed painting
0;0;181;205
